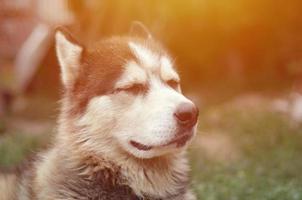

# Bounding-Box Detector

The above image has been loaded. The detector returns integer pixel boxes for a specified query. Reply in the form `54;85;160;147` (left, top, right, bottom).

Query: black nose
174;102;199;127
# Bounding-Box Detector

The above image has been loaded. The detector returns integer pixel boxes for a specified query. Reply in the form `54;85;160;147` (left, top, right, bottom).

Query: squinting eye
115;83;146;94
167;79;179;89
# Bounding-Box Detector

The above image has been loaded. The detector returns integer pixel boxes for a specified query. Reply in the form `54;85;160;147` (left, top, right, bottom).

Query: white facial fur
77;41;197;159
115;61;147;89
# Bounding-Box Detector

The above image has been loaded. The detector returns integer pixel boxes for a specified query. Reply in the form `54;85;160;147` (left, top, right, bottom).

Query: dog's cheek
81;95;139;140
108;98;147;147
77;96;117;132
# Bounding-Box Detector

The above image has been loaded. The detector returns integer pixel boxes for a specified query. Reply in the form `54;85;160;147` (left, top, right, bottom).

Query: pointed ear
55;28;83;86
129;21;153;39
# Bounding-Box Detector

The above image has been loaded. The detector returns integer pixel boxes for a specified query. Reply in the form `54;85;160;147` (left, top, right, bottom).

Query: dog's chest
58;167;165;200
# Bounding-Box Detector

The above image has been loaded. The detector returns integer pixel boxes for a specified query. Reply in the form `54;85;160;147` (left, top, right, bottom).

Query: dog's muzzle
130;103;199;151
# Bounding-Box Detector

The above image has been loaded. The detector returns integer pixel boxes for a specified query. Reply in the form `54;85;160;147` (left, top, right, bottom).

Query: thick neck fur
46;101;191;199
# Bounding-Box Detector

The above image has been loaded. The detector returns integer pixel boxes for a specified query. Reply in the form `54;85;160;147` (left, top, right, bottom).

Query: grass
1;102;302;199
190;105;302;200
0;132;50;168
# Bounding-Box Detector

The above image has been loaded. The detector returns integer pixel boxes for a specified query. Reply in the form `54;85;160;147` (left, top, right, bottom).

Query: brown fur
67;37;136;115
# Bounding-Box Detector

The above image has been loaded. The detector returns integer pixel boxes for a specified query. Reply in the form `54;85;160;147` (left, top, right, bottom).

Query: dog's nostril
174;102;199;127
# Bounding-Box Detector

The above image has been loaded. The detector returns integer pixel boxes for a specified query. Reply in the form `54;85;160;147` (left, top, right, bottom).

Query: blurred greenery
0;131;50;168
0;134;38;167
190;105;302;200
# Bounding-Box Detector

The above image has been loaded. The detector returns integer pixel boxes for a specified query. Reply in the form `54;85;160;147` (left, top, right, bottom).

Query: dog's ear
129;21;153;39
55;27;83;87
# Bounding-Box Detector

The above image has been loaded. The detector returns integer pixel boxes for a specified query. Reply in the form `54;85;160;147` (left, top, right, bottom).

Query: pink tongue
130;141;152;151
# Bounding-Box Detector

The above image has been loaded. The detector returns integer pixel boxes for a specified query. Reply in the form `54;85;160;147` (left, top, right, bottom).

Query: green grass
0;132;50;168
1;104;302;199
191;106;302;200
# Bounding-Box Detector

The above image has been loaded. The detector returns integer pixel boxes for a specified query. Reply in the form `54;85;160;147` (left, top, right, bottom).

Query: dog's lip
130;140;153;151
130;131;193;151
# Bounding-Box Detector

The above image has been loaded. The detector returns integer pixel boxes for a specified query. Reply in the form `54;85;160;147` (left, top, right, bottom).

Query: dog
0;22;199;200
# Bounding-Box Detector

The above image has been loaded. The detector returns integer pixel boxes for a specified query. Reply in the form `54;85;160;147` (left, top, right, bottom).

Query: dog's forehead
126;39;179;82
128;41;161;70
83;37;177;80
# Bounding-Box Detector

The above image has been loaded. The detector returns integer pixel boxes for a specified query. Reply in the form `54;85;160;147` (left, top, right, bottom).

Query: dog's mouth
130;140;153;151
130;132;193;151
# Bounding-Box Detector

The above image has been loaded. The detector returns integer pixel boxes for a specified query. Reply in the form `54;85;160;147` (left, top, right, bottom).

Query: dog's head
55;23;198;159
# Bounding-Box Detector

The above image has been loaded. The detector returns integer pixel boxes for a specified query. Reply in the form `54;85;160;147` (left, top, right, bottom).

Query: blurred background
1;0;302;199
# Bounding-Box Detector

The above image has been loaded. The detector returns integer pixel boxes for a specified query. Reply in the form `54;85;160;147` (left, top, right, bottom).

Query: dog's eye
116;84;146;94
166;79;179;89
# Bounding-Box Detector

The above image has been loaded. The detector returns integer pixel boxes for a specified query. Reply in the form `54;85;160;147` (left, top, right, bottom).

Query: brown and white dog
0;22;199;200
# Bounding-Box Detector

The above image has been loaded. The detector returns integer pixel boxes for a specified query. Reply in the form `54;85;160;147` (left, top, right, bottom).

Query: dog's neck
79;152;189;198
60;142;190;199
